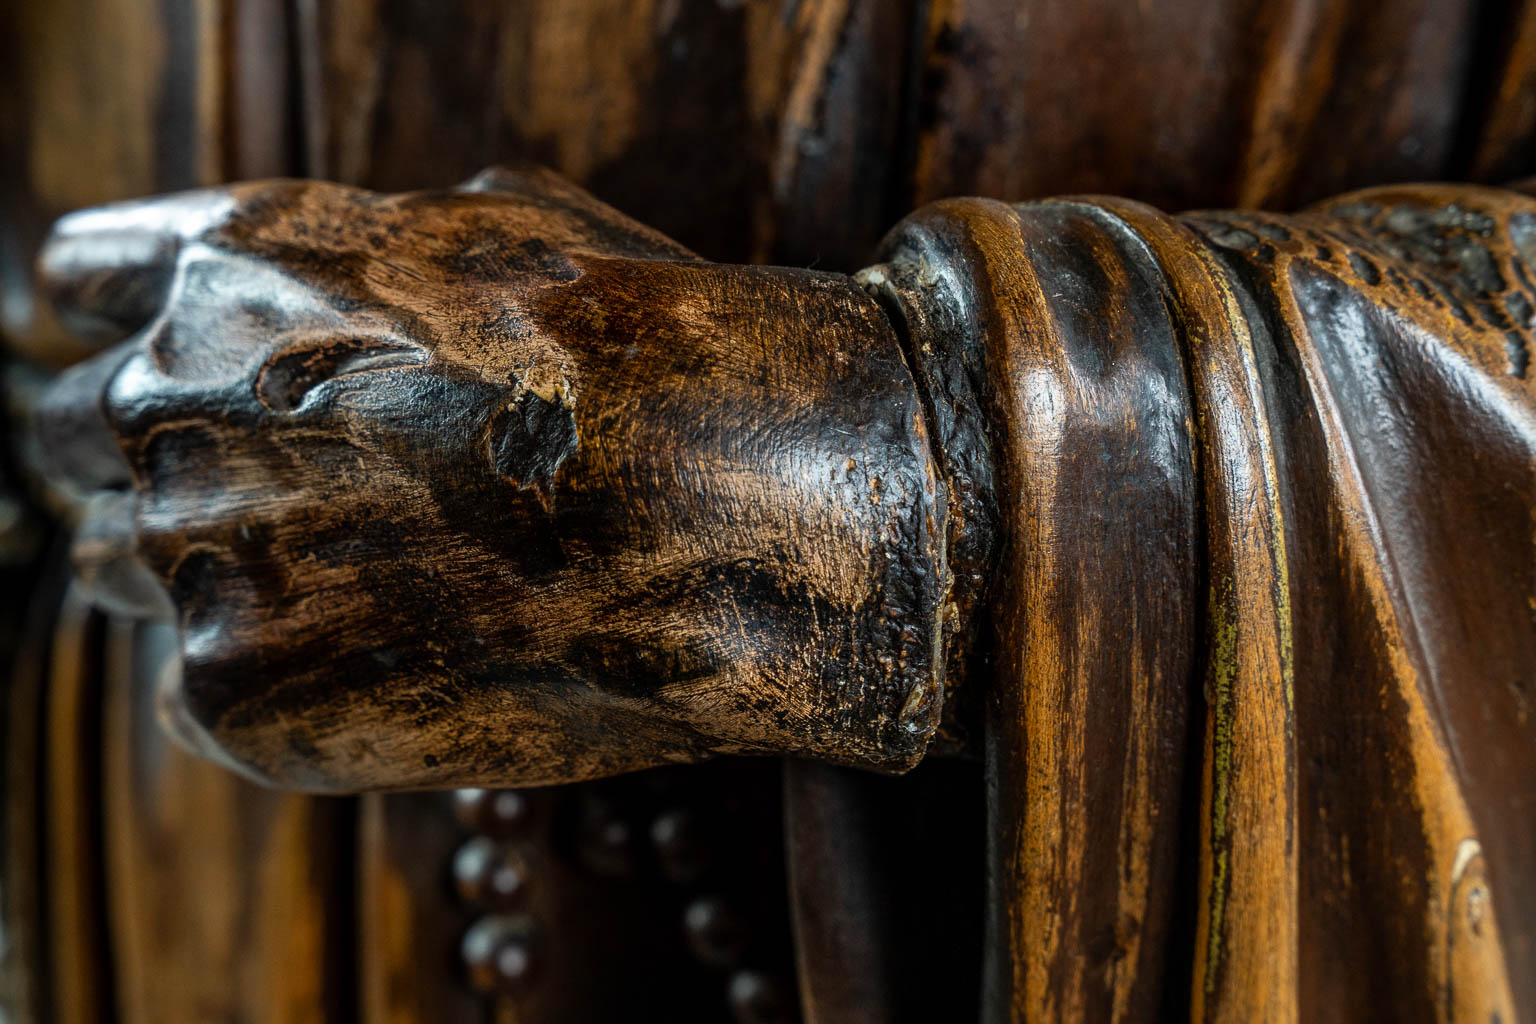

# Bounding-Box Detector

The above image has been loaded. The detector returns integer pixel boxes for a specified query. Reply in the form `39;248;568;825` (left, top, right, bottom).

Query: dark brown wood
0;515;53;1023
33;167;947;791
864;195;1201;1024
783;760;981;1024
31;168;1536;1022
911;0;1524;212
101;616;348;1023
291;0;915;270
1466;2;1536;183
862;184;1536;1021
43;586;110;1024
0;9;357;1023
359;792;494;1023
783;763;901;1024
12;0;1536;367
0;0;297;370
0;603;43;1022
11;3;1536;1024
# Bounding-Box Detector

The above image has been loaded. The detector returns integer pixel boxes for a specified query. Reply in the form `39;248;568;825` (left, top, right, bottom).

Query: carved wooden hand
33;166;947;791
33;168;1536;1021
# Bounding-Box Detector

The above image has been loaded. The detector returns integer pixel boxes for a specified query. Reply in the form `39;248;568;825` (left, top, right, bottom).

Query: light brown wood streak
11;2;1536;1019
866;196;1202;1023
1103;203;1302;1024
1280;187;1532;1022
768;0;851;208
1232;0;1345;209
44;585;108;1024
858;183;1536;1020
359;793;489;1024
103;617;341;1023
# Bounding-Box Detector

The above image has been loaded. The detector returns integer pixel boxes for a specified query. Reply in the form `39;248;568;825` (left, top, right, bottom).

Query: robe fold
861;182;1536;1023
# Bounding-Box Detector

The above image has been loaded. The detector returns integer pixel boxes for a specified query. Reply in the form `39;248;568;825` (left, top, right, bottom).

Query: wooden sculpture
32;168;1536;1023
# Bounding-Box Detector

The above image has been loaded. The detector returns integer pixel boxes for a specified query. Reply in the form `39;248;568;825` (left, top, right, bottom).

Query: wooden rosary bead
682;896;749;969
650;807;711;885
726;970;795;1024
451;788;532;837
450;837;530;912
460;915;536;995
572;797;633;878
30;167;1536;1020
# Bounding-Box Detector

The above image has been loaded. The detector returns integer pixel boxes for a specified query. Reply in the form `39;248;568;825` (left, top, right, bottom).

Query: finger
455;162;572;198
36;189;236;348
70;489;175;619
31;341;137;497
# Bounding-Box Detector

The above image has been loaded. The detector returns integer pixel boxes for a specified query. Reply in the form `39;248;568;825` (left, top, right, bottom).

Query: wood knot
487;373;579;497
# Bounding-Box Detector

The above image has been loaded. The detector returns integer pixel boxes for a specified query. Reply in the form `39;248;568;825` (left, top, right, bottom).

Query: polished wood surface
866;196;1201;1022
33;166;945;791
43;588;109;1024
7;2;1536;1023
864;184;1536;1021
102;618;347;1023
30;168;1536;1021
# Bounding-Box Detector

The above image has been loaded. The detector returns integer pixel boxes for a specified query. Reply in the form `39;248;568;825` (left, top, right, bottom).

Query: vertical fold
872;196;1201;1023
1093;200;1302;1024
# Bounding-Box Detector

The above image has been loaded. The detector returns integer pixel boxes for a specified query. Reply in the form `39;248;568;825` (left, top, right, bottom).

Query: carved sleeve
31;172;1536;1022
864;186;1535;1023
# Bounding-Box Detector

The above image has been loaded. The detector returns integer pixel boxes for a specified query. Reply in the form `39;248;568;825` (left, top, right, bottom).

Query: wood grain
34;167;947;791
1109;202;1301;1024
292;0;913;269
359;793;490;1024
866;197;1201;1023
101;616;348;1024
1189;187;1536;1023
35;168;1536;1022
910;0;1513;212
11;4;1536;1023
43;585;110;1024
865;182;1536;1021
